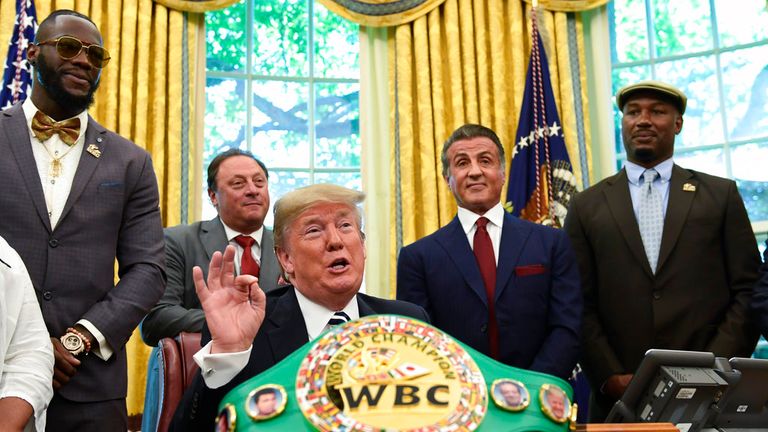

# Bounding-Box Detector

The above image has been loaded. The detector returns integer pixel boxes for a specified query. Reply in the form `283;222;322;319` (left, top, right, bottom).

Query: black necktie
328;311;351;327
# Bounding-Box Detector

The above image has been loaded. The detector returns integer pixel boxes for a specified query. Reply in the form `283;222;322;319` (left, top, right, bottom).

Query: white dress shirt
22;98;87;229
221;222;264;276
0;236;54;432
22;99;112;360
457;202;505;265
194;290;359;389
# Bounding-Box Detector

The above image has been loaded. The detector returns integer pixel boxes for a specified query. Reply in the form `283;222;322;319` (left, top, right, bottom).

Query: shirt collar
294;288;359;341
221;220;264;247
22;97;89;143
624;158;674;186
457;202;505;234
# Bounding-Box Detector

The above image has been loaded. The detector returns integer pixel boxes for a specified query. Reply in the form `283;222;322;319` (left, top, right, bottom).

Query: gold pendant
51;159;61;178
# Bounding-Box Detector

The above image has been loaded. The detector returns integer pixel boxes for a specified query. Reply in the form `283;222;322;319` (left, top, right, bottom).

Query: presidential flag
1;0;38;110
505;11;576;228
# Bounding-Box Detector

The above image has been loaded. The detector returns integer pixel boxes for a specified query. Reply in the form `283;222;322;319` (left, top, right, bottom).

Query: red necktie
473;217;499;359
234;235;260;277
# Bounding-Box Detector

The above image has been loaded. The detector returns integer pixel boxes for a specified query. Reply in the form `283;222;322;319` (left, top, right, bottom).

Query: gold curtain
318;0;448;27
389;0;592;297
319;0;607;27
153;0;240;12
522;0;610;12
0;0;202;420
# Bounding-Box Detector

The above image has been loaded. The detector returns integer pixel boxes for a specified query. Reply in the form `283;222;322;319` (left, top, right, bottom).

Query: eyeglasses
36;36;111;68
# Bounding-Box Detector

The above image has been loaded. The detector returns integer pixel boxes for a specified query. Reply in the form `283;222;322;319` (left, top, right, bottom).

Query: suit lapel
259;229;280;289
657;165;696;272
495;213;531;299
2;105;52;232
435;217;488;306
357;294;376;317
265;288;310;361
604;169;654;277
59;116;104;225
200;217;230;260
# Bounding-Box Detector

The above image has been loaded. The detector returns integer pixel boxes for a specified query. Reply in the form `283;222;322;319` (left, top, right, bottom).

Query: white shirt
22;98;87;229
194;291;359;389
22;99;112;360
221;222;264;276
457;202;505;265
0;236;54;432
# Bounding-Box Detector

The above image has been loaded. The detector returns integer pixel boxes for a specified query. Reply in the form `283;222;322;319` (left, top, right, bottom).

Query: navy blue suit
397;212;581;379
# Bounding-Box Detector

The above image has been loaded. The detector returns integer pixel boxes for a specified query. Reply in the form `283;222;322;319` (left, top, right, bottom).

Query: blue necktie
328;311;351;327
638;169;663;273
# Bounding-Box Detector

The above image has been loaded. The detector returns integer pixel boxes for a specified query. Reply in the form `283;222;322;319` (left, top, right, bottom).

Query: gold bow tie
31;111;81;146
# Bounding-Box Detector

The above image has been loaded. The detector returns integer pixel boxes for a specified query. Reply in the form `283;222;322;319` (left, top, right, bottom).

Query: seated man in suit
170;184;429;431
752;241;768;338
141;149;281;346
396;124;582;380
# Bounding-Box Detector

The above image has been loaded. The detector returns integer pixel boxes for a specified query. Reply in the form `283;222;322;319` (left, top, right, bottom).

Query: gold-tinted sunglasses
36;35;111;68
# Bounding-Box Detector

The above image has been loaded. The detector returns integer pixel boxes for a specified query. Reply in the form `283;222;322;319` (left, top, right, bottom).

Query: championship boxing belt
216;315;576;432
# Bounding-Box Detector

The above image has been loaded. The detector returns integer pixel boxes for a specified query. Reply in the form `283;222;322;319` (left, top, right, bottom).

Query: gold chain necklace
38;140;78;178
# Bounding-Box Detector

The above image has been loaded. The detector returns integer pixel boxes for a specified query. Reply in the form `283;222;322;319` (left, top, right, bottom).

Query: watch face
61;333;84;354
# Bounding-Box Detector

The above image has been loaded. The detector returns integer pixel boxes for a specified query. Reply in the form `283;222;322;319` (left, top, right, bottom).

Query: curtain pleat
4;0;202;418
390;0;592;296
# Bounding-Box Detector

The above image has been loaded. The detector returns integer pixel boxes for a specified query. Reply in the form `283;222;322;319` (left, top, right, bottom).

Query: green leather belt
216;315;576;431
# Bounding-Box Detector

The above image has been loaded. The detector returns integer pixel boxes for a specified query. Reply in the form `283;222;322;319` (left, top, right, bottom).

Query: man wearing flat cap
564;80;761;421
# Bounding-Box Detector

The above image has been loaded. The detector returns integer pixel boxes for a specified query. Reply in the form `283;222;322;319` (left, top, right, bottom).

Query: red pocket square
515;264;547;276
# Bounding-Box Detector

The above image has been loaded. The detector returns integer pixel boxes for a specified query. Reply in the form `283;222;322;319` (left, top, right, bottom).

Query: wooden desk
575;423;679;431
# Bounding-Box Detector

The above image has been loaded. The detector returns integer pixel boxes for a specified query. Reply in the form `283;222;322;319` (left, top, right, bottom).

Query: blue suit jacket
397;211;581;379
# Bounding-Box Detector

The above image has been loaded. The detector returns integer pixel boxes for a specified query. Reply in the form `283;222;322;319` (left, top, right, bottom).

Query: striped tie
328;311;351;327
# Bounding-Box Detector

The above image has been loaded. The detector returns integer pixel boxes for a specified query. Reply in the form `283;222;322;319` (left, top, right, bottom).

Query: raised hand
194;245;267;353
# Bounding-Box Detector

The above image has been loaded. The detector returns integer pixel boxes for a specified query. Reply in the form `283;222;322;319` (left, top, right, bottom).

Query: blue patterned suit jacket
0;103;166;402
396;211;582;380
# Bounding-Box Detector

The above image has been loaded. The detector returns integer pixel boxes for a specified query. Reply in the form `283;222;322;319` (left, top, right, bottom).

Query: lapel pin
86;144;101;158
682;183;696;192
96;137;103;143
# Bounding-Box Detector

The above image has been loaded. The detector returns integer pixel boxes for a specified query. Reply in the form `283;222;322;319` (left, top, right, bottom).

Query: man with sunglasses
0;9;165;431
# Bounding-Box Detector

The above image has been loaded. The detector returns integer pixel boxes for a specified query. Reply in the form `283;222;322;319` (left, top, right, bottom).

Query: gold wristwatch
60;331;86;356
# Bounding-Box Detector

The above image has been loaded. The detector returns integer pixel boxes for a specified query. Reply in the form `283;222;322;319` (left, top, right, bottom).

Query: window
609;0;768;230
204;0;361;226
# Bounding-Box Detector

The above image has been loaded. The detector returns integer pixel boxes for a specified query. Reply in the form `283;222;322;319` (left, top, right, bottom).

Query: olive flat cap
616;80;687;114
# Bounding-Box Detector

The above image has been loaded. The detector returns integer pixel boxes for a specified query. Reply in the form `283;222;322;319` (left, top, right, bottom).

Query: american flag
505;7;577;228
1;0;37;110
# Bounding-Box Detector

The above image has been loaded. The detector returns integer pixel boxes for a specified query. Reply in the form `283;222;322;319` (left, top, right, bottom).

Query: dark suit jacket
396;211;582;380
170;285;429;432
0;103;165;402
564;165;760;418
141;217;280;346
751;240;768;338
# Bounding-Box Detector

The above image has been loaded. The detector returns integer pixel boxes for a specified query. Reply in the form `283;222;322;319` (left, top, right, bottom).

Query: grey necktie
638;169;663;273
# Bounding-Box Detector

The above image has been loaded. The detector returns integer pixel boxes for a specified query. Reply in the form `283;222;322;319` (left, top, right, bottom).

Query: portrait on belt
215;404;236;432
246;385;286;420
539;384;571;423
491;379;530;411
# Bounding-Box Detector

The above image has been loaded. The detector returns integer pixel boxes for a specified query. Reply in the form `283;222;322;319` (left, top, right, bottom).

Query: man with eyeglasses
0;9;165;431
